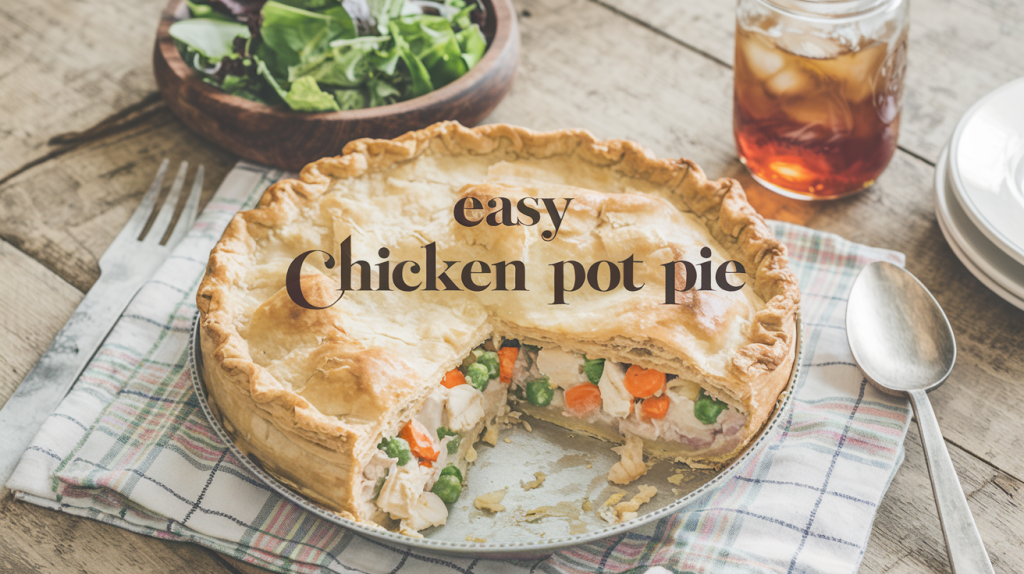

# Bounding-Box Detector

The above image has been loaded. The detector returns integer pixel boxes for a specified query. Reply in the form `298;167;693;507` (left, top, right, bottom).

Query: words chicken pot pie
196;122;799;536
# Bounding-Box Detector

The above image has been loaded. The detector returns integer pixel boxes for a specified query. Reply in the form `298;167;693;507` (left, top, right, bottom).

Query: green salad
170;0;488;112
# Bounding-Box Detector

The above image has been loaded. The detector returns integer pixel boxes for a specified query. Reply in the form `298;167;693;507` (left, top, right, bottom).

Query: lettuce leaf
260;1;356;67
455;24;485;68
283;76;341;111
170;18;250;60
334;88;366;109
178;0;489;112
254;55;289;100
291;36;388;86
186;0;237;21
367;76;401;106
390;20;433;98
390;15;466;87
274;0;343;10
367;0;405;34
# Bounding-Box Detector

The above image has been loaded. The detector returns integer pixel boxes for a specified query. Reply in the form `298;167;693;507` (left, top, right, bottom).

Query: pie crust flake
196;122;799;533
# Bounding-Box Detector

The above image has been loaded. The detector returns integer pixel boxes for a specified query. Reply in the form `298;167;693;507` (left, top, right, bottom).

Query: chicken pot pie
196;122;799;535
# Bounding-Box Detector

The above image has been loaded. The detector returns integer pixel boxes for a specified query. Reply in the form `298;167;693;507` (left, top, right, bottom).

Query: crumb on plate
521;472;546;491
598;485;658;524
474;489;507;513
607;434;646;485
482;425;498;445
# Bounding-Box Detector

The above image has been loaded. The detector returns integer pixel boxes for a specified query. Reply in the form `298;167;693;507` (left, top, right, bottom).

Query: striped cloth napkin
6;161;911;574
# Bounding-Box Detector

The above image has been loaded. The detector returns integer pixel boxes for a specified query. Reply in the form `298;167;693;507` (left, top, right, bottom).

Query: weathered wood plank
0;240;82;407
0;109;237;293
0;488;233;574
0;0;166;178
222;555;275;574
863;424;1024;573
607;0;1024;163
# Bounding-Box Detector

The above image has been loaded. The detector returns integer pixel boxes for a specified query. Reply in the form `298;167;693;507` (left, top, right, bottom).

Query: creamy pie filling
510;347;747;455
362;341;746;534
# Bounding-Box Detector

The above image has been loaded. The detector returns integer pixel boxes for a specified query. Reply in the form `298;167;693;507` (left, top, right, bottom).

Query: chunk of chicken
376;463;429;520
536;348;587;389
400;491;449;532
445;384;485;432
598;361;632;418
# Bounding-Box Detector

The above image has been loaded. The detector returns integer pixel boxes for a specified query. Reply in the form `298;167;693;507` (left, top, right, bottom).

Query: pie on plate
196;122;800;536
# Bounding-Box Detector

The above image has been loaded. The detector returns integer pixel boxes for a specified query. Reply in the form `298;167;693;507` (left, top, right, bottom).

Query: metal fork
0;159;204;485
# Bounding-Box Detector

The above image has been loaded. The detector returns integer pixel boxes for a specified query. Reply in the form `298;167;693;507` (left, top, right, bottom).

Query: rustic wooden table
1;0;1022;571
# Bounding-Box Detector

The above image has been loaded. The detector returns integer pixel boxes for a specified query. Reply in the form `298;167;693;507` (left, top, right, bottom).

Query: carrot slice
399;419;439;462
564;383;603;417
498;347;518;384
419;460;433;468
641;395;670;419
623;365;666;398
441;369;466;389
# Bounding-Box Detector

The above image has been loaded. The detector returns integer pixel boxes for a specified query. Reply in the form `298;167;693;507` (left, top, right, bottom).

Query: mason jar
734;0;910;199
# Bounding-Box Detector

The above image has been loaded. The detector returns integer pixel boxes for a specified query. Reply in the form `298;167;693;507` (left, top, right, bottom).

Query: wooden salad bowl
154;0;520;170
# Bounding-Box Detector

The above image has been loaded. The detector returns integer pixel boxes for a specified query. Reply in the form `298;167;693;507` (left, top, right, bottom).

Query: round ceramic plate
948;77;1024;266
936;145;1024;300
188;313;801;558
936;146;1024;311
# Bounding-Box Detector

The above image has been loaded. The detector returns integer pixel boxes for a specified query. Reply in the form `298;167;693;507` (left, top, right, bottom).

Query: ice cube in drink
733;25;906;199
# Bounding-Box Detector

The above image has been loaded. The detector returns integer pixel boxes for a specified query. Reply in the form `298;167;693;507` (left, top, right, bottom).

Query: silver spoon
846;261;993;574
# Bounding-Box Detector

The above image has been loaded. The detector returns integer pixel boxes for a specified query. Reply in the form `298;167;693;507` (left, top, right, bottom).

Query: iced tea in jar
734;0;909;199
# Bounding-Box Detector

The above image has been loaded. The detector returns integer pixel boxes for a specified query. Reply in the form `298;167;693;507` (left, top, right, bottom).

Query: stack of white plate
935;77;1024;311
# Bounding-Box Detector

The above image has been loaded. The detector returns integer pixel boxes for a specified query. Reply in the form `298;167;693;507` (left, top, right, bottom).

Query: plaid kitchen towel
7;161;911;574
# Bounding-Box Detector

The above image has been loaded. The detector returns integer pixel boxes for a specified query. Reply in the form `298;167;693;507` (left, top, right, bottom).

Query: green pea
437;427;462;455
477;351;500;380
693;389;729;425
431;474;462;504
526;377;554;407
583;357;605;384
466;362;490;391
439;463;463;482
447;435;462;455
377;437;412;466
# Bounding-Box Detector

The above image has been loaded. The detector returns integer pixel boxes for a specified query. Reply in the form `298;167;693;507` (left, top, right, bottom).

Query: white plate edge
935;145;1024;300
947;77;1024;267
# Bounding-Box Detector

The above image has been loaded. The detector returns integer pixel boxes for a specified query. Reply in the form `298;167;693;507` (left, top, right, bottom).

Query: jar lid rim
757;0;899;20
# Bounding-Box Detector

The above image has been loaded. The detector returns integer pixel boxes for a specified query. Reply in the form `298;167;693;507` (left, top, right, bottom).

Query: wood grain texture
608;0;1024;163
154;0;520;171
0;488;235;574
0;240;81;408
0;109;236;294
0;0;165;179
862;424;1024;574
222;555;275;574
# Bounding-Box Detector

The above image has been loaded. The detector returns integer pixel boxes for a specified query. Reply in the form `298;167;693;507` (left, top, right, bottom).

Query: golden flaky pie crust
195;122;800;523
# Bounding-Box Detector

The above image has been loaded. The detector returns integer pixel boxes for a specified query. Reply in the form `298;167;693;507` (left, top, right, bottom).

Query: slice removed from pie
196;122;799;535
